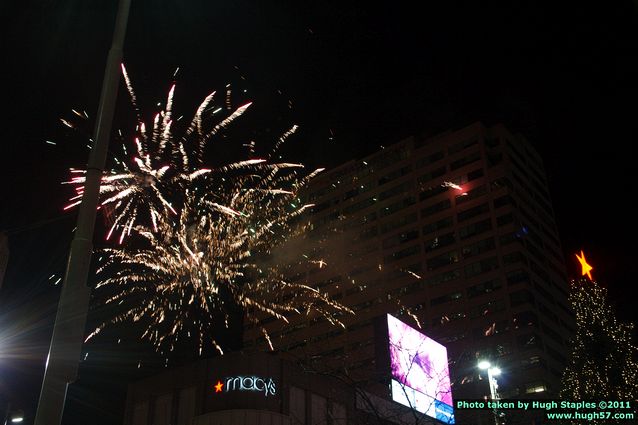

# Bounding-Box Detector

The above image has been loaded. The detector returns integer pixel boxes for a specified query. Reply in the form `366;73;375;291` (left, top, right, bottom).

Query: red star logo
214;380;224;393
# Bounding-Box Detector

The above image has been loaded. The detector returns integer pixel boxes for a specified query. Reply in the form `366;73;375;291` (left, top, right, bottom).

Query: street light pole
478;361;503;425
487;367;499;425
33;1;132;424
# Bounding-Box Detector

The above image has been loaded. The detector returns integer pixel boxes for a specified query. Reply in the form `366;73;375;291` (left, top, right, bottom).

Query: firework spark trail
63;69;242;241
197;102;252;162
121;63;140;118
441;181;462;190
269;125;299;159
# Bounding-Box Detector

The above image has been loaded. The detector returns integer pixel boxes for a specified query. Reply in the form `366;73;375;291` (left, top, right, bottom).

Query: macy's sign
214;376;277;397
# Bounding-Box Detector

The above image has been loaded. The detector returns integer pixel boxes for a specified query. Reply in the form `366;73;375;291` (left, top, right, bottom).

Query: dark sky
2;1;638;424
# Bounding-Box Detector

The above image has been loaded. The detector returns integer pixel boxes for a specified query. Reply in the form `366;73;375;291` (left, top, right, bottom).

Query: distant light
491;367;501;376
12;417;24;423
478;360;491;370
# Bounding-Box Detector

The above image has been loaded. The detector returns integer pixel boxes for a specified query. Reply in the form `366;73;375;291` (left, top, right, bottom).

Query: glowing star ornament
214;381;224;392
575;250;593;280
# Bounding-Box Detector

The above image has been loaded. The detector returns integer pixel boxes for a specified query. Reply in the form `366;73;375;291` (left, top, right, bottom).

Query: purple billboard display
387;314;454;423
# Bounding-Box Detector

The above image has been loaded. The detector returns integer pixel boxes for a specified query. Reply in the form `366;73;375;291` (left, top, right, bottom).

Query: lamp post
478;361;503;425
33;0;131;424
2;407;24;425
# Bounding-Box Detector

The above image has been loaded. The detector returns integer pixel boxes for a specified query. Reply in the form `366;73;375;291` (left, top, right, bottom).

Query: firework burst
73;67;353;355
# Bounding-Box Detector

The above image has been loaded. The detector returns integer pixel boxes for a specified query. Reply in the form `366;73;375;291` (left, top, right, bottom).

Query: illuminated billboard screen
387;314;454;424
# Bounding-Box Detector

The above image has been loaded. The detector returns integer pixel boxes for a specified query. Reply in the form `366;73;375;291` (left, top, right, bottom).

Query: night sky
2;1;638;424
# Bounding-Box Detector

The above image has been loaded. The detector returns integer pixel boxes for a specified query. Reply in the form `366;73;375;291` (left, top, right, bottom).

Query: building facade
122;351;434;425
244;122;574;424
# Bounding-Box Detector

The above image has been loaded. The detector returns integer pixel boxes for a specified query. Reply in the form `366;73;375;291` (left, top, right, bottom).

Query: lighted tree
561;252;638;402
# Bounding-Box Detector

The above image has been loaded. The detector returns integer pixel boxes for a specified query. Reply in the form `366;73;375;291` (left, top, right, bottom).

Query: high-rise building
244;122;573;423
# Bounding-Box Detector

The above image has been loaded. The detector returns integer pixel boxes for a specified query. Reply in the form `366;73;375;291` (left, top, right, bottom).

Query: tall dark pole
34;1;131;424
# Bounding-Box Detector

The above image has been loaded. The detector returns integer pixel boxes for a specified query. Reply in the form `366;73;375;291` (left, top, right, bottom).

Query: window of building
358;226;378;241
132;402;149;425
419;185;448;201
517;333;542;349
329;402;347;425
379;213;418;236
290;386;306;425
417;166;446;185
378;165;412;186
467;168;485;181
382;229;419;249
533;281;554;304
545;345;567;364
524;382;548;394
485;137;499;148
361;211;377;225
424;232;456;252
477;319;509;337
421;199;452;218
380;196;416;217
312;200;332;213
343;181;375;201
422;216;453;235
432;311;466;327
490;176;512;191
530;260;549;281
379;180;414;201
493;194;517;209
487;152;503;167
450;151;481;170
513;311;538;329
495;342;513;357
153;394;172;425
461;237;495;259
438;332;468;343
430;291;463;306
541;322;564;345
520;355;545;370
384;244;421;263
496;212;514;227
427;249;460;270
464;256;499;278
415;150;445;168
455;184;487;205
424;268;462;286
448;137;478;154
308;185;333;201
503;251;528;266
458;217;492;240
457;203;489;223
177;387;196;425
343;196;376;215
467;278;501;298
469;299;505;318
506;269;529;286
368;145;411;171
311;394;327;425
499;231;522;247
510;289;535;307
